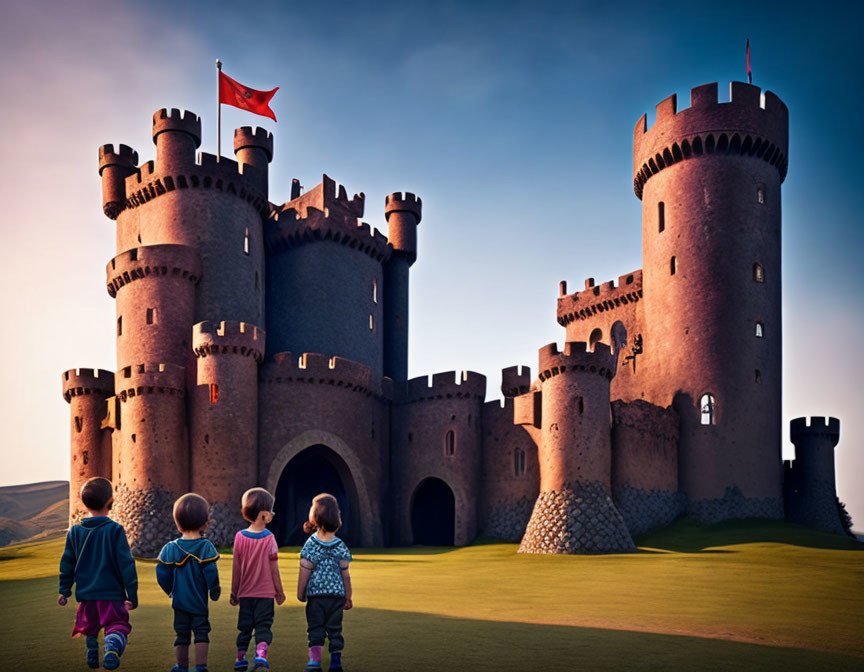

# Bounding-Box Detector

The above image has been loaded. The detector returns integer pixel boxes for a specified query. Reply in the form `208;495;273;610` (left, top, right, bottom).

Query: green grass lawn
1;518;862;670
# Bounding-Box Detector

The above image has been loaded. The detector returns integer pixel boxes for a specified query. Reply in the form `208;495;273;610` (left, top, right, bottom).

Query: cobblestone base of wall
613;485;686;536
688;486;784;524
207;501;247;547
483;495;536;542
787;484;848;536
112;484;178;557
518;481;636;554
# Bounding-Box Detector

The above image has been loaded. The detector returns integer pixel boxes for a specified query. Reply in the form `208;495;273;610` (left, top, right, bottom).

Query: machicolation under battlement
401;371;487;403
106;244;202;298
115;363;186;400
193;321;265;361
501;365;532;398
62;368;115;402
259;352;388;398
557;270;643;326
537;341;618;382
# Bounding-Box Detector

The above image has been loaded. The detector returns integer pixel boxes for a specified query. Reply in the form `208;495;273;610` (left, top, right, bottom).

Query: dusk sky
1;0;861;525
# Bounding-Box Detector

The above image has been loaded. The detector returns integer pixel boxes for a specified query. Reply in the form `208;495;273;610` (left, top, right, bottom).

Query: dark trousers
173;609;210;646
306;595;346;653
236;597;275;650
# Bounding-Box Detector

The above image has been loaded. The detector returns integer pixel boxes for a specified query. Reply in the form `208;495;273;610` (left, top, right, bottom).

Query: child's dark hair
80;477;113;511
173;493;210;532
303;493;342;534
242;488;275;523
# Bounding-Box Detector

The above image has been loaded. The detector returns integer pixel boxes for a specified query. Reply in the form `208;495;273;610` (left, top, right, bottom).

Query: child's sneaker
102;632;127;670
85;636;100;669
169;667;188;672
328;651;343;672
234;649;249;671
305;645;323;671
254;642;269;669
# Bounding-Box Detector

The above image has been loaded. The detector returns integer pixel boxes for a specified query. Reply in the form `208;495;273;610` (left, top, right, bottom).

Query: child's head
241;487;275;524
173;493;210;534
303;493;341;534
80;477;113;513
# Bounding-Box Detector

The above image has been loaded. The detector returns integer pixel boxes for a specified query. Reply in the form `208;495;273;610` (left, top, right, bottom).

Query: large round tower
518;342;635;554
634;82;788;521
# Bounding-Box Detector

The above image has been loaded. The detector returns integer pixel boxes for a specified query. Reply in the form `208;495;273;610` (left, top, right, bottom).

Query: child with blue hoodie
58;477;138;670
156;493;221;672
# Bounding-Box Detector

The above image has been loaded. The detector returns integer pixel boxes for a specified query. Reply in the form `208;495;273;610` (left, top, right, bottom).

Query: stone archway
410;477;455;546
266;429;378;546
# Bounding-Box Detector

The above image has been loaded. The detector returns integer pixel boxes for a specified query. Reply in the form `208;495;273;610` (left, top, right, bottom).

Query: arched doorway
270;444;358;547
411;477;455;546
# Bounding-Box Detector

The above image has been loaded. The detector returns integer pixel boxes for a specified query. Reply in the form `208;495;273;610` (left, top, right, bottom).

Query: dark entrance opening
411;477;455;546
271;444;356;547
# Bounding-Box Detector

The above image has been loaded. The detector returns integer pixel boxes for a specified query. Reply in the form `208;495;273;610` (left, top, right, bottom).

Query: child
297;493;353;672
156;493;221;672
58;477;137;670
230;487;286;671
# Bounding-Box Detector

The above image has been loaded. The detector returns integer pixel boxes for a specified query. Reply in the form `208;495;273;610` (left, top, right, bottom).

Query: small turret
152;108;201;172
501;365;531;398
98;144;138;220
234;126;273;194
385;191;422;264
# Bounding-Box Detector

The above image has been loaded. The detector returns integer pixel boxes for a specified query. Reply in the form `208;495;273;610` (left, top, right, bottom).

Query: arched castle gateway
63;80;851;557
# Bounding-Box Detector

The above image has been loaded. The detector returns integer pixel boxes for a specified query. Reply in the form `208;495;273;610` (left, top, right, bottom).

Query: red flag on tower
218;69;278;121
746;38;752;84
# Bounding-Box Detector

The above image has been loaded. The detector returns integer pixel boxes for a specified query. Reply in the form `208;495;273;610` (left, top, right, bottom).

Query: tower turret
190;321;265;544
234;126;273;193
517;342;635;554
634;82;788;521
112;363;188;556
152;108;201;172
98;144;138;220
383;192;422;381
62;368;114;522
785;417;848;535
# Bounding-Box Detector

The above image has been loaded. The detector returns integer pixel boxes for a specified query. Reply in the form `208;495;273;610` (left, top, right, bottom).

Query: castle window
577;397;584;414
369;314;374;331
755;369;761;384
757;187;765;204
244;228;250;255
514;447;526;477
700;393;716;425
589;328;603;351
74;416;83;433
670;256;677;275
753;262;764;283
658;201;665;232
146;308;157;325
408;432;413;444
209;383;219;404
117;316;122;336
373;278;378;304
445;430;455;456
756;322;764;338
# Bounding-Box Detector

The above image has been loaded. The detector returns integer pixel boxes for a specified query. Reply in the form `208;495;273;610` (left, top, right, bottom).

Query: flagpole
216;59;222;160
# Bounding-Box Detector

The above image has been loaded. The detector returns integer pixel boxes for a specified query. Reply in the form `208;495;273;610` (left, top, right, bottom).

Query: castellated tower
62;369;114;521
634;82;788;522
784;417;848;535
516;342;635;554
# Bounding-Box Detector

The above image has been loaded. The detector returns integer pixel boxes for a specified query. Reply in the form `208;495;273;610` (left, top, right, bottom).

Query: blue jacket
58;516;138;607
156;538;221;615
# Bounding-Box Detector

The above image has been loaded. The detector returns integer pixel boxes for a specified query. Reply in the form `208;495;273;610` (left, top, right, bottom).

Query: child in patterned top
156;493;221;672
297;493;353;672
230;488;285;671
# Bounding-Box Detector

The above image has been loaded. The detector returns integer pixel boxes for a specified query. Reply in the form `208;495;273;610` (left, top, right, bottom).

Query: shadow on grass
3;576;861;671
635;517;864;553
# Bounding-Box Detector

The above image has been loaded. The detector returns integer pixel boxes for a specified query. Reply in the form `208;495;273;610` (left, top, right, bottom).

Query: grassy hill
0;481;68;547
0;518;862;670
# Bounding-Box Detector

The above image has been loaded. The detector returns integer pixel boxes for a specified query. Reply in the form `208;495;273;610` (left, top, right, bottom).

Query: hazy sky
1;0;861;525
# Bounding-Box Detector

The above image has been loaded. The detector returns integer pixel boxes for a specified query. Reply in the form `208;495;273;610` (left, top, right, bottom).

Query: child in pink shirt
230;488;285;671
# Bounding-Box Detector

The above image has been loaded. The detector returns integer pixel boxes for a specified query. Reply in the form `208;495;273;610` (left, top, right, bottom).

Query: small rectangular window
670;256;677;275
146;307;157;325
210;383;219;404
244;228;250;255
658;201;665;232
373;277;378;304
117;316;122;336
369;314;374;331
757;187;765;204
74;417;83;433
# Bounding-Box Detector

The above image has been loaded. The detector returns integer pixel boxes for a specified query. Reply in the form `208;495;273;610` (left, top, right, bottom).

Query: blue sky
0;0;861;524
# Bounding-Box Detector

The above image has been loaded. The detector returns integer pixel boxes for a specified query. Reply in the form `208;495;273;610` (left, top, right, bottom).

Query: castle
62;79;850;556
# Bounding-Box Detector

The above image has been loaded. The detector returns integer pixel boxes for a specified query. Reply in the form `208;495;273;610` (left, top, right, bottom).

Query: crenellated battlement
501;365;532;398
400;370;487;403
152;108;201;146
259;351;384;397
790;416;840;446
633;82;788;199
193;321;265;362
557;270;643;326
98;143;139;220
62;368;115;403
115;363;186;401
234;126;273;161
276;174;365;221
537;341;618;382
385;191;422;224
106;244;202;298
99;144;139;175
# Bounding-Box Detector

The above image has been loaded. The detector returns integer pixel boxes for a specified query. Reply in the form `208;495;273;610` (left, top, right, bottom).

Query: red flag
746;39;752;84
218;70;278;121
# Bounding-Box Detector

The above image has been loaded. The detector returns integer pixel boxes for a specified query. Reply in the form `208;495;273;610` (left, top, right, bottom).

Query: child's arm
155;562;174;597
340;561;353;610
230;534;241;606
57;529;76;605
203;561;221;601
297;558;313;602
116;527;138;609
269;535;285;604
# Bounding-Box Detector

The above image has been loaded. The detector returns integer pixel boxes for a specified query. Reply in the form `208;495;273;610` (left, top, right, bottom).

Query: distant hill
0;481;68;547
